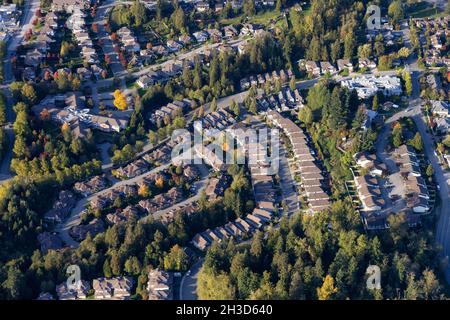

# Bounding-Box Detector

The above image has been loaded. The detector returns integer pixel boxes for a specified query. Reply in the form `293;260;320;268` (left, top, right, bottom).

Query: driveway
276;142;300;216
94;0;125;77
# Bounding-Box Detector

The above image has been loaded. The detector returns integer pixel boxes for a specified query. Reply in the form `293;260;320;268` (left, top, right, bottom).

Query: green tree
3;266;26;299
103;259;112;278
163;244;189;271
372;94;379;111
408;132;423;152
388;0;404;24
131;0;148;26
198;270;235;300
231;100;240;117
344;33;355;59
289;77;296;91
210;97;217;112
298;106;313;125
404;71;413;96
418;269;441;300
397;47;411;59
21;83;37;105
426;164;434;178
243;0;256;16
392;128;403;148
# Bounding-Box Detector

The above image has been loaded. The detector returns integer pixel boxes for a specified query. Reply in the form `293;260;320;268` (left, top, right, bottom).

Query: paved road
4;0;40;83
94;0;126;77
179;258;203;300
98;142;112;169
141;163;210;222
423;0;447;10
55;149;209;247
131;37;249;79
276;139;300;216
55;161;173;247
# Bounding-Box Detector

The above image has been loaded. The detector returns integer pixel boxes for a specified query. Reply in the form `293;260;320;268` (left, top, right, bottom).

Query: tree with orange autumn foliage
113;89;127;111
138;184;150;197
155;176;164;189
40;108;51;121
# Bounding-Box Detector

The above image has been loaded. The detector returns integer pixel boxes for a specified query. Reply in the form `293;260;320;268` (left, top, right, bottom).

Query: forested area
0;165;251;299
0;92;7;161
198;201;443;300
297;79;378;196
7;81;101;182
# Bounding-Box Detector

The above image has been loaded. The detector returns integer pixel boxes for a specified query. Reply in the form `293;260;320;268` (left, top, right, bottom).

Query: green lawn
406;2;445;18
220;9;282;27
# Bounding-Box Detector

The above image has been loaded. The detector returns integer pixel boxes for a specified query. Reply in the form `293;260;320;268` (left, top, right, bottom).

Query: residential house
93;277;134;300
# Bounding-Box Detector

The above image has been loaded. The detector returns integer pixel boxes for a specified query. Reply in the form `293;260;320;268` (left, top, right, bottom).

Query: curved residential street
55;153;210;248
179;258;203;300
55;161;173;248
373;50;450;285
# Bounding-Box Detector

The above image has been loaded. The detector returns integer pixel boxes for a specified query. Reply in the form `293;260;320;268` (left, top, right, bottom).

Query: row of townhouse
353;152;390;230
74;175;109;197
0;4;20;41
240;68;293;90
69;218;105;241
89;183;139;211
92;277;134;300
106;205;139;225
204;175;231;200
414;17;449;68
192;121;279;251
147;269;173;300
138;187;185;215
266;110;330;214
23;11;61;69
300;58;378;78
41;275;132;300
159;202;198;224
394;145;431;214
137;45;213;89
231;122;279;207
430;101;450;134
43;190;77;224
67;7;99;67
41;269;177;300
193;108;238;171
202;107;237;133
142;22;250;61
193;0;275;12
191;205;275;250
116;26;140;53
257;87;305;113
149;99;194;125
